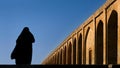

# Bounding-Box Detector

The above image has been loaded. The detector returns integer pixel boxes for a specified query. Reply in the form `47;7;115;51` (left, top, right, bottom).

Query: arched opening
55;54;57;64
84;27;90;64
52;56;54;64
96;20;103;64
78;34;82;64
89;49;92;64
64;46;66;64
57;52;59;64
107;10;118;64
52;55;54;64
73;38;76;64
60;50;62;64
56;53;58;64
68;42;72;64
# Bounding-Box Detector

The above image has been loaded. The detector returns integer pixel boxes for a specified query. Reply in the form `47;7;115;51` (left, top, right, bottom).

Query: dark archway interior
107;10;118;64
89;49;92;64
57;53;59;64
73;39;76;64
68;42;72;64
78;34;82;64
60;50;62;64
96;20;103;64
64;47;66;64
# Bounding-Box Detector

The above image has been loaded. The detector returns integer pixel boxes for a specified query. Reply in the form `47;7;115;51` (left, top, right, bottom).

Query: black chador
11;27;35;64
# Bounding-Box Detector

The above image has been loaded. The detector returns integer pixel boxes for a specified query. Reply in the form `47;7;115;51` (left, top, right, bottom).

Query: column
103;9;107;64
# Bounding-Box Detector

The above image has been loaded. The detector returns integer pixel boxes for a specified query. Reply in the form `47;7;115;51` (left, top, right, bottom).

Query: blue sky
0;0;106;64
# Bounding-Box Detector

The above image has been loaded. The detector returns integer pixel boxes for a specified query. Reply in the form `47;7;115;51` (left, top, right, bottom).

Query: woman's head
23;27;29;31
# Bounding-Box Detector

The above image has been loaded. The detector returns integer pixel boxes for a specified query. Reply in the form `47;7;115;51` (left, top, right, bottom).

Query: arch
64;46;66;64
89;49;92;64
107;10;118;64
60;50;62;64
68;42;72;64
57;52;59;64
52;56;54;64
84;27;90;64
73;38;76;64
55;54;57;64
96;20;103;64
78;34;82;64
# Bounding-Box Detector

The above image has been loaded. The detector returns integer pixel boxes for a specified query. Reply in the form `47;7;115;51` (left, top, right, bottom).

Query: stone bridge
42;0;120;65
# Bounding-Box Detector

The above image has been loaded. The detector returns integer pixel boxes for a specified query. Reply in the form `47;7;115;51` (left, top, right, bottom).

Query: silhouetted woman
11;27;35;64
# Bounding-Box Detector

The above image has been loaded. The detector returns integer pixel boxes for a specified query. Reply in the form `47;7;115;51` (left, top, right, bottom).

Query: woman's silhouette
11;27;35;64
